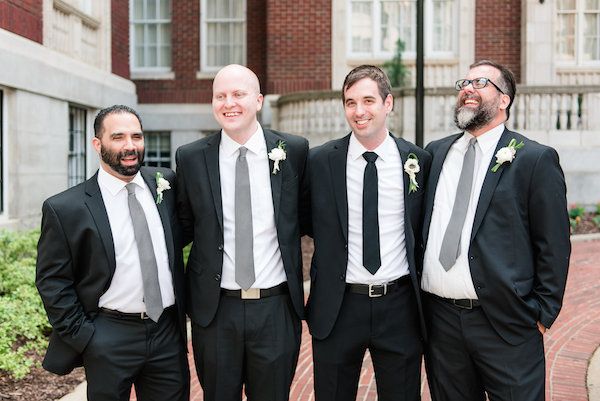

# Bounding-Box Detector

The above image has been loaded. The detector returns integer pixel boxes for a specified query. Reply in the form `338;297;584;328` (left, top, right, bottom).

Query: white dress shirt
219;124;287;290
97;166;175;312
422;123;505;299
346;133;409;284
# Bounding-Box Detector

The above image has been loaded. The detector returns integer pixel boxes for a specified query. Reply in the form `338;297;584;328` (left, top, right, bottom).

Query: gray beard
454;96;500;132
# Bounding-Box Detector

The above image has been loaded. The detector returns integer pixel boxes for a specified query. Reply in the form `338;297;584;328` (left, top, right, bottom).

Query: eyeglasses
454;77;505;94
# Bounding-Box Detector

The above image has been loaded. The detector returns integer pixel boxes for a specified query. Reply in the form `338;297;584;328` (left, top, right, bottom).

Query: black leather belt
428;292;481;309
346;275;410;298
99;305;175;320
221;282;288;300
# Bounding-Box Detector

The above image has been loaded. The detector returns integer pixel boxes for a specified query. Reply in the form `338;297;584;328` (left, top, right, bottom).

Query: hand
537;321;546;335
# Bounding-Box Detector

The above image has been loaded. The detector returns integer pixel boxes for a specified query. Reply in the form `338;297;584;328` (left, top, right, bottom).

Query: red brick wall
111;0;129;78
265;0;331;94
475;0;521;83
0;0;42;43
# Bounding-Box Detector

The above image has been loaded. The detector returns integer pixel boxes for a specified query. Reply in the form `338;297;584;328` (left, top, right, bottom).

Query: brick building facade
1;0;599;228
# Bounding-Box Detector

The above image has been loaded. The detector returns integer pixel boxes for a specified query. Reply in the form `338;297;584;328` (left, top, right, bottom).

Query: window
348;0;456;59
144;132;171;168
201;0;246;72
130;0;172;70
68;106;87;188
556;0;600;64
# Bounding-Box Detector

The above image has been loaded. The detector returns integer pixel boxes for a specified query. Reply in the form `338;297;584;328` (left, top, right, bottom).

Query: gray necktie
235;147;255;290
126;183;164;322
439;138;477;271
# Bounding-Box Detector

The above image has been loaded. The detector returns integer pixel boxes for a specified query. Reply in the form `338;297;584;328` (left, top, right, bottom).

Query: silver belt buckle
140;312;150;319
241;288;261;299
368;283;387;298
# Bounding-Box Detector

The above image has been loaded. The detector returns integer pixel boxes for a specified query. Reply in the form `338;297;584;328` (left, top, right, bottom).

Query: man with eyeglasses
421;60;570;401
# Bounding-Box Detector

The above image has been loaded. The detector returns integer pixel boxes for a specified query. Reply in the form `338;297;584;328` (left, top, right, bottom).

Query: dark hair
470;60;516;120
342;65;392;103
93;105;143;138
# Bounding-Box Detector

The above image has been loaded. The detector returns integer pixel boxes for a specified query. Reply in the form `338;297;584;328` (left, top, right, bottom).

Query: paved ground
124;237;599;401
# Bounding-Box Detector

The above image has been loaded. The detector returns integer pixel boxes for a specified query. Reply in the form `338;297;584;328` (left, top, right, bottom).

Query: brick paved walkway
134;239;600;401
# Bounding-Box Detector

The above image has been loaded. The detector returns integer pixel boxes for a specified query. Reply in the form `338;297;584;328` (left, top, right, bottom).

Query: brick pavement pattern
131;239;599;401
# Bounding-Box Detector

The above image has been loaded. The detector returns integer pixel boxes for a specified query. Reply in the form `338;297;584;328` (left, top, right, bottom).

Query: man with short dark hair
421;60;571;401
306;65;431;401
36;105;189;401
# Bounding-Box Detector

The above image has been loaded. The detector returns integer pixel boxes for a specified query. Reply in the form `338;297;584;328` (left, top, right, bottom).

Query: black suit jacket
176;129;309;327
36;167;186;375
423;128;571;345
305;133;432;340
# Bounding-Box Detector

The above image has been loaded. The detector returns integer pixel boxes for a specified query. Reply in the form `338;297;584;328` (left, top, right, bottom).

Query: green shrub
0;230;50;379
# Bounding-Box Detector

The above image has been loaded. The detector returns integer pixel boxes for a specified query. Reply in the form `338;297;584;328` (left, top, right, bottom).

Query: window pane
144;132;171;168
148;45;158;66
159;0;171;19
585;0;600;10
584;13;600;60
432;0;454;52
148;24;157;45
160;24;171;46
133;0;144;19
558;0;576;10
232;0;245;18
351;1;373;53
147;0;157;19
68;106;87;188
556;14;576;60
160;45;171;66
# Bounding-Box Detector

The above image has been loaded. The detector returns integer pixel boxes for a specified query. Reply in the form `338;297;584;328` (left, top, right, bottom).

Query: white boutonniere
404;153;420;193
155;172;171;204
268;140;287;175
491;138;524;172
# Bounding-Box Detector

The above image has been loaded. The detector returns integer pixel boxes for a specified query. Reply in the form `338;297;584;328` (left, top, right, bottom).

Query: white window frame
346;0;457;60
68;106;87;188
555;0;600;66
200;0;247;73
130;0;173;75
144;131;172;168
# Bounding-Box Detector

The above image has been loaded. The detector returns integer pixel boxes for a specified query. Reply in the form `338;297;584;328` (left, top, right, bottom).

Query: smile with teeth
355;118;370;126
463;98;479;106
224;112;241;117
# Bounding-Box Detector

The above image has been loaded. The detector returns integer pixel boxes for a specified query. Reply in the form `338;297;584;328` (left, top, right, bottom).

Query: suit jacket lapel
264;130;283;226
204;133;224;232
84;173;116;274
422;133;462;246
392;135;411;212
141;168;175;271
329;135;351;243
470;128;510;241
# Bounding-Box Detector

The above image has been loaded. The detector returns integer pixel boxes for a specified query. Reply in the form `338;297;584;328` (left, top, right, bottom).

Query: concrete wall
0;28;136;229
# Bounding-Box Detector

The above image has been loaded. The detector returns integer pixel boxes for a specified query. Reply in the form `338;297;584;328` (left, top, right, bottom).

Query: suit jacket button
218;244;224;251
469;255;475;260
214;274;221;281
339;274;345;281
344;244;348;250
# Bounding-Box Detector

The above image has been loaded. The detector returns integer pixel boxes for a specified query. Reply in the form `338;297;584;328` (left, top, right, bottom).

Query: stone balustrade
270;85;600;204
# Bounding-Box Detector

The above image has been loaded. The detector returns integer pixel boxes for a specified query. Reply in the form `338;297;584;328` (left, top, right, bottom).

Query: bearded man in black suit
421;60;571;401
36;105;189;401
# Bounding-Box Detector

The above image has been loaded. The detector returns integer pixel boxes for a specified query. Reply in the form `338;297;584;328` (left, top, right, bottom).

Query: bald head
212;64;264;143
213;64;261;95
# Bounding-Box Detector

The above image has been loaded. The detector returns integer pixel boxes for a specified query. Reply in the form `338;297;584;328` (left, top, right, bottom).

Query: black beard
100;146;144;177
454;95;500;132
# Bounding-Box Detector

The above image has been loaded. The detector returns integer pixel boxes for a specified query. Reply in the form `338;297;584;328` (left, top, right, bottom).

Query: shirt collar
97;165;145;197
462;123;505;154
220;123;265;157
348;131;394;162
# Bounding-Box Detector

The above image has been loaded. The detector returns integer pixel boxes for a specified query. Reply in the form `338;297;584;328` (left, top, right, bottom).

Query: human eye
474;78;488;89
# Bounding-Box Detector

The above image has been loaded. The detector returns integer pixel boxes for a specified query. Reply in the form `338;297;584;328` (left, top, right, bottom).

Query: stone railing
270;85;600;204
